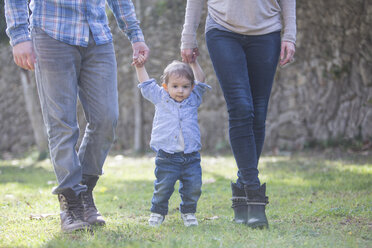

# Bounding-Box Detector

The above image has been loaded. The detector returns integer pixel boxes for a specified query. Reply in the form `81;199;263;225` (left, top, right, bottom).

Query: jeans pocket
155;155;166;166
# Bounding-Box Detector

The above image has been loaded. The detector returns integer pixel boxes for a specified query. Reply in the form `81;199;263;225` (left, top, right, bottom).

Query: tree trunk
133;83;144;152
20;69;48;152
133;0;144;153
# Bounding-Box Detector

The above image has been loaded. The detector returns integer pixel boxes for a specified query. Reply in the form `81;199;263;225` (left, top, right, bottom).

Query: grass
0;151;371;247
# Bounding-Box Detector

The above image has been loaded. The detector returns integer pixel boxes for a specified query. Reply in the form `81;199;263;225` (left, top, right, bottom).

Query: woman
181;0;296;229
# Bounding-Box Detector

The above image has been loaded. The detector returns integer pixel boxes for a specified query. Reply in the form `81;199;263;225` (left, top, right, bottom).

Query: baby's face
164;75;194;102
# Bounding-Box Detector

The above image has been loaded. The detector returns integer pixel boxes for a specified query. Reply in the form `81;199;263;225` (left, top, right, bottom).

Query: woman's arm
279;0;296;44
279;0;296;66
181;0;205;63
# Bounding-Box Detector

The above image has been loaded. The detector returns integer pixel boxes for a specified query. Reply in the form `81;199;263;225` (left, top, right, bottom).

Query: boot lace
60;195;84;224
82;191;97;211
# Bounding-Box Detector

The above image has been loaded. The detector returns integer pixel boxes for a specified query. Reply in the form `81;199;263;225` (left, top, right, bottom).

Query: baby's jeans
151;150;202;216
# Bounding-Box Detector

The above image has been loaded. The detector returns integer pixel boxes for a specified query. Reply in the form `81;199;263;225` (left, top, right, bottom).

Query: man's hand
132;54;150;83
280;41;295;67
181;48;199;63
12;41;36;70
132;41;150;64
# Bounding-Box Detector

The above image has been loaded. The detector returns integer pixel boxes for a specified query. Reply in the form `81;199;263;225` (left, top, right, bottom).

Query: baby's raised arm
133;54;150;83
189;60;205;83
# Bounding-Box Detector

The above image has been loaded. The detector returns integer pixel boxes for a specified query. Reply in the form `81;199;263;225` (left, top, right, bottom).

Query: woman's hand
181;48;199;63
280;41;295;67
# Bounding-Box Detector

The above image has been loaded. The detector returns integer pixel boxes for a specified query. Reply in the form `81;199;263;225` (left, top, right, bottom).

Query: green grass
0;151;371;247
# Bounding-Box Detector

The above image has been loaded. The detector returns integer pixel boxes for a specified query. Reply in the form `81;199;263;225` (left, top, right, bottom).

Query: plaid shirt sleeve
106;0;145;43
4;0;31;46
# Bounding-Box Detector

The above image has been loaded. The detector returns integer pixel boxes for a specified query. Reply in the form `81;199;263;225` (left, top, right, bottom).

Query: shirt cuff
181;29;198;49
128;30;145;44
195;81;212;90
137;78;156;88
8;28;31;47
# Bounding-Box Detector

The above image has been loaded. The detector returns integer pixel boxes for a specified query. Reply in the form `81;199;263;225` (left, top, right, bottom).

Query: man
4;0;149;232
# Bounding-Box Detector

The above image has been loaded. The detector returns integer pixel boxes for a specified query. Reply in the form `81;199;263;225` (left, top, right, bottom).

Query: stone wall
0;0;371;155
0;47;36;154
266;0;372;149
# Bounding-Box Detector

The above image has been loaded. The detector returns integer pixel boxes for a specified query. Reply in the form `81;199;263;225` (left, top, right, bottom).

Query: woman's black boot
244;183;269;229
231;182;248;224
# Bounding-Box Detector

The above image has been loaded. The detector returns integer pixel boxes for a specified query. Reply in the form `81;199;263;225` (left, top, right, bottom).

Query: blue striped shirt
138;79;211;154
5;0;144;47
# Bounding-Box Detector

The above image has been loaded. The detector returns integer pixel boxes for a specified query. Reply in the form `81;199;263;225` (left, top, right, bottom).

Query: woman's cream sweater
181;0;296;49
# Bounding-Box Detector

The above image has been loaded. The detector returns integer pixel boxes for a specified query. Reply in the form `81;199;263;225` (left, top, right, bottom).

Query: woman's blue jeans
206;29;280;190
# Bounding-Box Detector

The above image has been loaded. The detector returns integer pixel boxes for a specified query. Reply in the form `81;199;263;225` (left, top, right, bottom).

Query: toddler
133;55;210;227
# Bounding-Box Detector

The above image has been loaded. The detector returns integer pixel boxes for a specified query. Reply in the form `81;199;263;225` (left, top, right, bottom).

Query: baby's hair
160;60;194;85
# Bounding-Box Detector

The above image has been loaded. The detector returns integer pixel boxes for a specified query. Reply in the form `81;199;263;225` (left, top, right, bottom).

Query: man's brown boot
58;189;90;232
81;176;106;226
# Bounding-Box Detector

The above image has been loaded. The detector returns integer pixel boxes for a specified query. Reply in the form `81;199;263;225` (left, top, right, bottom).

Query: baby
133;55;210;227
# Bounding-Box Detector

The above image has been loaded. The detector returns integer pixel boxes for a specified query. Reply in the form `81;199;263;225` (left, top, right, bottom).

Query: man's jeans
32;27;118;195
206;29;280;190
151;150;202;216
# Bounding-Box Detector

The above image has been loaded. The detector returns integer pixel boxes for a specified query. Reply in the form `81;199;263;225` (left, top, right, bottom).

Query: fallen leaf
5;194;15;200
114;155;124;160
25;201;33;208
204;216;219;220
30;213;56;220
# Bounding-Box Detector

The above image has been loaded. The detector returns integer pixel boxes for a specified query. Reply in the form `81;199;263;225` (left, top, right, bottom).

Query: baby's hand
132;54;146;67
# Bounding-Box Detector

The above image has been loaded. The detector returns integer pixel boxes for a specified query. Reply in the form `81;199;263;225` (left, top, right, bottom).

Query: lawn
0;151;371;247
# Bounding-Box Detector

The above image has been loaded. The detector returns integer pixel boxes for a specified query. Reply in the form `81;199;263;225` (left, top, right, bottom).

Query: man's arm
4;0;36;70
5;0;30;46
107;0;149;63
189;60;205;83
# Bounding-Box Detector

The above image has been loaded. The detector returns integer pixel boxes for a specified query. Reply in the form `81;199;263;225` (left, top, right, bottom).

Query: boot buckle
247;196;269;206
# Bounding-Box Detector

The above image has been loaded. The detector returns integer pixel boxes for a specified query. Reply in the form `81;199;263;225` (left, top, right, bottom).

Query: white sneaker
181;213;198;227
148;213;164;227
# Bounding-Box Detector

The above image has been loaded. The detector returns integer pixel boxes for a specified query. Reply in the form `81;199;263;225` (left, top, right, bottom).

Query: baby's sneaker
181;213;198;227
148;213;164;227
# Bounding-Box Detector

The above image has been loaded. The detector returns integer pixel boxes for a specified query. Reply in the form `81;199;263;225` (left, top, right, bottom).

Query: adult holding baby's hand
181;0;296;229
5;0;149;233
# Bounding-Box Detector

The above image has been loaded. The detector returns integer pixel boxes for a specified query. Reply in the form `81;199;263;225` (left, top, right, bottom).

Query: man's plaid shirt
5;0;144;47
